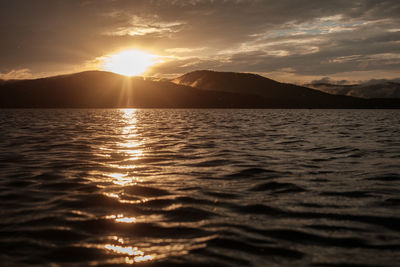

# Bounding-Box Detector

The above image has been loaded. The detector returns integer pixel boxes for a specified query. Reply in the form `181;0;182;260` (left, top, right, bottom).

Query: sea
0;109;399;266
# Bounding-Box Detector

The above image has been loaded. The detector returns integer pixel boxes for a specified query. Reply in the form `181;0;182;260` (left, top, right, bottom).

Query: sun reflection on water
99;110;154;264
116;217;136;223
105;244;153;263
108;173;137;186
94;109;193;264
104;236;153;263
106;214;137;223
101;109;144;187
105;244;143;256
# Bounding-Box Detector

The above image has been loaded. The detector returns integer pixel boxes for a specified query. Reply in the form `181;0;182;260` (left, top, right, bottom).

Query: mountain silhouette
0;71;266;108
0;70;399;108
173;70;327;98
172;70;400;108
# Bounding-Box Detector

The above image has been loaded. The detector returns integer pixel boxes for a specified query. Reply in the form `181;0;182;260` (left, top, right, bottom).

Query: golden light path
92;109;205;265
102;49;160;76
90;109;154;265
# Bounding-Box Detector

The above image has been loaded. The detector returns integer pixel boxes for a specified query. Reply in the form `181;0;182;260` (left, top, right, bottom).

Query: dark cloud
0;0;399;81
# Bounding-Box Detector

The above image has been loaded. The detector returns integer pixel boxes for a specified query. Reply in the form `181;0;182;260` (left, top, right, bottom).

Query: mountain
307;82;400;99
172;70;400;108
0;71;267;108
0;70;399;108
173;70;328;98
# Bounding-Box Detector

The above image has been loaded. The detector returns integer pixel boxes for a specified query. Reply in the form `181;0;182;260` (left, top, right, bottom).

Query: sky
0;0;399;83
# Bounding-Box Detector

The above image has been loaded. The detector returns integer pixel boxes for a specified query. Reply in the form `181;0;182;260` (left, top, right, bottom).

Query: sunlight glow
103;50;160;76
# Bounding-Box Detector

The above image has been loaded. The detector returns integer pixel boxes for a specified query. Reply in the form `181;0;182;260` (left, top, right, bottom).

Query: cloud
361;77;400;85
0;69;33;80
310;76;400;86
104;15;186;37
310;77;351;85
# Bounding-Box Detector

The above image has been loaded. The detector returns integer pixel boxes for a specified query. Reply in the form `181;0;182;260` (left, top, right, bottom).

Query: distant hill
0;71;269;108
0;70;399;108
306;82;400;99
173;70;328;99
172;70;400;108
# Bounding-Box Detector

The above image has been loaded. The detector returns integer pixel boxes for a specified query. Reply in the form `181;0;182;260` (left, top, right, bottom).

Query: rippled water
0;109;399;266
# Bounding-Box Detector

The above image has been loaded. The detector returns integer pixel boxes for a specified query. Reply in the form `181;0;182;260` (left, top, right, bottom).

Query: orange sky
1;0;400;84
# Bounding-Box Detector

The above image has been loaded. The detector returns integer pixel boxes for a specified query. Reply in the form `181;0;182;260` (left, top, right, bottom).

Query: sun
102;50;160;76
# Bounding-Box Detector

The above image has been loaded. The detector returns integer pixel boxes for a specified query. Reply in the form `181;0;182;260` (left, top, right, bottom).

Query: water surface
0;109;399;266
